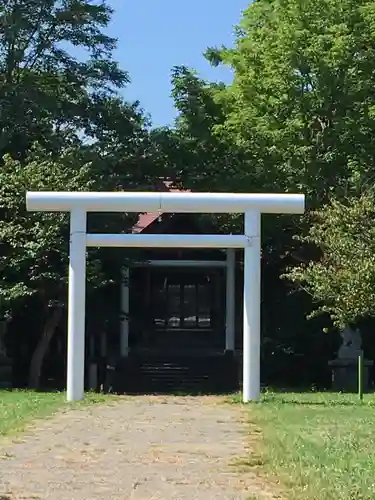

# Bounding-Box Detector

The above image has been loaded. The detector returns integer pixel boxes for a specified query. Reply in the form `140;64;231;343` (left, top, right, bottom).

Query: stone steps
112;354;239;395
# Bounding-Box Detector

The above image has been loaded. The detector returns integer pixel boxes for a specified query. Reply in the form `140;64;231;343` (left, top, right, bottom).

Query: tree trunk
28;307;63;390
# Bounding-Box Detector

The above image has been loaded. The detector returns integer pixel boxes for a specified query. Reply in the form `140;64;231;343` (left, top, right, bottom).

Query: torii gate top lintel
26;191;305;214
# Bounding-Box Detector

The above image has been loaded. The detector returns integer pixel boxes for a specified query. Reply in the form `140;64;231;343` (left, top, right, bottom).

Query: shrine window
151;270;215;330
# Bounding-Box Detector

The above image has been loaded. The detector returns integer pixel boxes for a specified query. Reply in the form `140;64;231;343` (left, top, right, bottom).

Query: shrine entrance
130;266;226;354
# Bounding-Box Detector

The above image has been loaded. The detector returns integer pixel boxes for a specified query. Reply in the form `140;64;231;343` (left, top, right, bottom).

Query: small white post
120;267;130;357
67;208;87;402
243;211;261;402
225;249;236;352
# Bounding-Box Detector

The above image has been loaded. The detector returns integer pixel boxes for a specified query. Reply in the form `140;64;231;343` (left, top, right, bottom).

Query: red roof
132;180;190;234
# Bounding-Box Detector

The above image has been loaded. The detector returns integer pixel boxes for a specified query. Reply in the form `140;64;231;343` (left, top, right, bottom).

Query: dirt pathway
0;396;275;500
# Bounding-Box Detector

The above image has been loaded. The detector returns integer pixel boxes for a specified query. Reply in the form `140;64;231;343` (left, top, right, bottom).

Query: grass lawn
0;390;114;438
243;391;375;500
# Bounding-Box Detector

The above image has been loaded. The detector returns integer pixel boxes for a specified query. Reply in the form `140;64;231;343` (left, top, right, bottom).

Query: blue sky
107;0;250;127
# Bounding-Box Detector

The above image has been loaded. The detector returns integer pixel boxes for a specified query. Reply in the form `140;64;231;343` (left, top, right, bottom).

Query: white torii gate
26;191;305;403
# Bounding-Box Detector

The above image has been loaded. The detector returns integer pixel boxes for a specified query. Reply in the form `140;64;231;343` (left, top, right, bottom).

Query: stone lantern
328;326;373;392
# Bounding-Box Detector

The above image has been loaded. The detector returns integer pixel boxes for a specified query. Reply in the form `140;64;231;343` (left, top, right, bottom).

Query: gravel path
0;396;277;500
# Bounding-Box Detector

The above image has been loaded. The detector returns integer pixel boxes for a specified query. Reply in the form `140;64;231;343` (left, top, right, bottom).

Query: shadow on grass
229;387;375;407
261;397;369;407
112;389;237;397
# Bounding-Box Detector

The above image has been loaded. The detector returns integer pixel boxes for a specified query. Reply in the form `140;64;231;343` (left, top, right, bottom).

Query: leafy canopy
0;0;129;157
211;0;375;201
0;150;90;309
284;192;375;328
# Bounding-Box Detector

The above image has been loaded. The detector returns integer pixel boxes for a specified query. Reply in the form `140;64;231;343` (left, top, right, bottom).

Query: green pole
358;350;364;401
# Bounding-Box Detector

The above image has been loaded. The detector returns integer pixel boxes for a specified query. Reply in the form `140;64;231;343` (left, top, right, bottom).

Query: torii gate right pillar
243;211;261;402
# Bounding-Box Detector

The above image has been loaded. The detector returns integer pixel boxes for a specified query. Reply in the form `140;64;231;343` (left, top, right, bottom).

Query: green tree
212;0;375;202
0;1;165;388
151;66;261;235
155;1;375;367
170;0;375;335
164;65;263;194
284;192;375;329
164;64;306;263
0;0;128;157
0;148;137;388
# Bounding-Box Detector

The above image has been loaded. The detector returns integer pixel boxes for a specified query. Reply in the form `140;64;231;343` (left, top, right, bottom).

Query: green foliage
215;0;375;201
0;2;165;391
169;66;239;191
0;0;129;157
5;0;375;384
154;66;258;234
0;150;91;312
0;1;160;324
151;66;252;195
165;0;375;330
0;146;139;322
284;192;375;328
